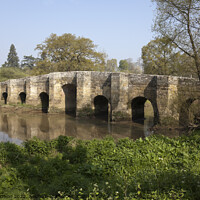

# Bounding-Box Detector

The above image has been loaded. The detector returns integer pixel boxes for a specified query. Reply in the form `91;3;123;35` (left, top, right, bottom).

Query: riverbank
0;131;200;199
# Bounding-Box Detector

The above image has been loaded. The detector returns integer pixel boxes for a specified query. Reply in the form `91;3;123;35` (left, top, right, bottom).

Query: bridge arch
179;98;200;126
39;92;49;113
2;92;8;104
131;96;158;124
19;92;26;104
62;84;77;115
94;95;109;120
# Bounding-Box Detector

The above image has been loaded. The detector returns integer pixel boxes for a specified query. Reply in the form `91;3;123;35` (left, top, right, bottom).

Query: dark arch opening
62;84;77;116
2;92;8;104
39;92;49;113
19;92;26;104
131;97;155;123
94;95;109;120
180;98;200;126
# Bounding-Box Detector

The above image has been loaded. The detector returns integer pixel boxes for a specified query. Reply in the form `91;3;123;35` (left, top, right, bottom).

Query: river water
0;110;155;145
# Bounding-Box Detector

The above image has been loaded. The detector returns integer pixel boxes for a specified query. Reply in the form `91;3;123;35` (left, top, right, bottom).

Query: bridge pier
76;71;93;117
111;73;131;121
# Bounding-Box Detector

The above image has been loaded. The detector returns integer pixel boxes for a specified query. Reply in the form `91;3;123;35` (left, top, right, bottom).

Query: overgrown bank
0;131;200;199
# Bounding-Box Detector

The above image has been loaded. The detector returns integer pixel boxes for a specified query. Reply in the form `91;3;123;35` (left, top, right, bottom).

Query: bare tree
152;0;200;80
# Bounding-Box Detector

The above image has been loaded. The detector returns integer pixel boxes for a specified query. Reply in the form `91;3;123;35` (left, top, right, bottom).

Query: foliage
32;33;106;75
77;106;94;117
3;44;20;68
21;55;38;70
119;59;129;71
0;67;28;82
105;59;118;72
0;131;200;199
119;58;142;74
142;37;197;77
152;0;200;80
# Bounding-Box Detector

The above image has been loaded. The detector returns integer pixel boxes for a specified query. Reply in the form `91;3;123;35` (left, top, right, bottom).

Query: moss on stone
112;111;131;121
77;106;94;117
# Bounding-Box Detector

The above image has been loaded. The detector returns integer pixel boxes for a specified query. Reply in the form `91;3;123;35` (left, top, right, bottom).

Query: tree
119;58;142;74
142;37;175;75
33;33;106;75
21;55;38;70
142;37;197;77
106;59;118;72
3;44;20;68
152;0;200;80
119;59;129;71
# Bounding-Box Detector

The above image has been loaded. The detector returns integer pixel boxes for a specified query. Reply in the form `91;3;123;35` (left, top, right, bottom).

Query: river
0;109;155;145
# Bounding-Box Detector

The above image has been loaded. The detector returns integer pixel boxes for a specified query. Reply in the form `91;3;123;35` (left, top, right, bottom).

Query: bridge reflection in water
0;109;155;145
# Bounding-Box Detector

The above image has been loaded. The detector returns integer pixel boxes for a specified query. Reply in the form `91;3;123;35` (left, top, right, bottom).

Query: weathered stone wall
0;71;200;125
49;72;76;111
8;78;26;104
0;82;8;104
26;74;49;106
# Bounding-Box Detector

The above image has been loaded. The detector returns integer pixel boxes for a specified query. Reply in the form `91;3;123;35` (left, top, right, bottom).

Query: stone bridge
0;71;200;125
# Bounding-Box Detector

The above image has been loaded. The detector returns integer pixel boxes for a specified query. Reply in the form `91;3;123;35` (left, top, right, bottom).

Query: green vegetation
1;34;107;80
3;44;20;68
0;131;200;199
33;33;106;75
0;67;28;82
77;106;94;117
142;37;197;77
119;58;142;74
112;111;130;121
151;0;200;80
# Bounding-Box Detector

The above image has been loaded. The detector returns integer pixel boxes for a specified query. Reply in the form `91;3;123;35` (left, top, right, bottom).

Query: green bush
0;131;200;199
0;67;28;82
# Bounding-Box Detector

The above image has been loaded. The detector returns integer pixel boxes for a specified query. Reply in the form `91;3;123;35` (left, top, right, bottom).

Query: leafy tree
119;58;142;74
106;59;118;72
142;37;197;77
152;0;200;80
33;33;106;75
21;55;38;70
119;59;129;71
3;44;20;68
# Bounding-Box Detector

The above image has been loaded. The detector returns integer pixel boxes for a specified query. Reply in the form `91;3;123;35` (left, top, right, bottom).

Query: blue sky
0;0;155;66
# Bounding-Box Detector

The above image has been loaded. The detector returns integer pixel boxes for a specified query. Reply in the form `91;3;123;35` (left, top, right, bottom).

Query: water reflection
0;110;155;145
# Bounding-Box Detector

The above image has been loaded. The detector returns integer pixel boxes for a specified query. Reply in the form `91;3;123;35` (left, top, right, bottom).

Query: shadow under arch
2;92;8;104
94;95;109;121
179;98;200;126
131;96;158;124
39;92;49;113
62;84;77;116
19;92;26;104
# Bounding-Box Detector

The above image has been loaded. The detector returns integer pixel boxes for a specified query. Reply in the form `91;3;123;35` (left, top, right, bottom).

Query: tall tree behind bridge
21;55;38;70
152;0;200;80
32;33;106;75
3;44;20;68
106;59;118;72
142;37;197;77
119;58;142;74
